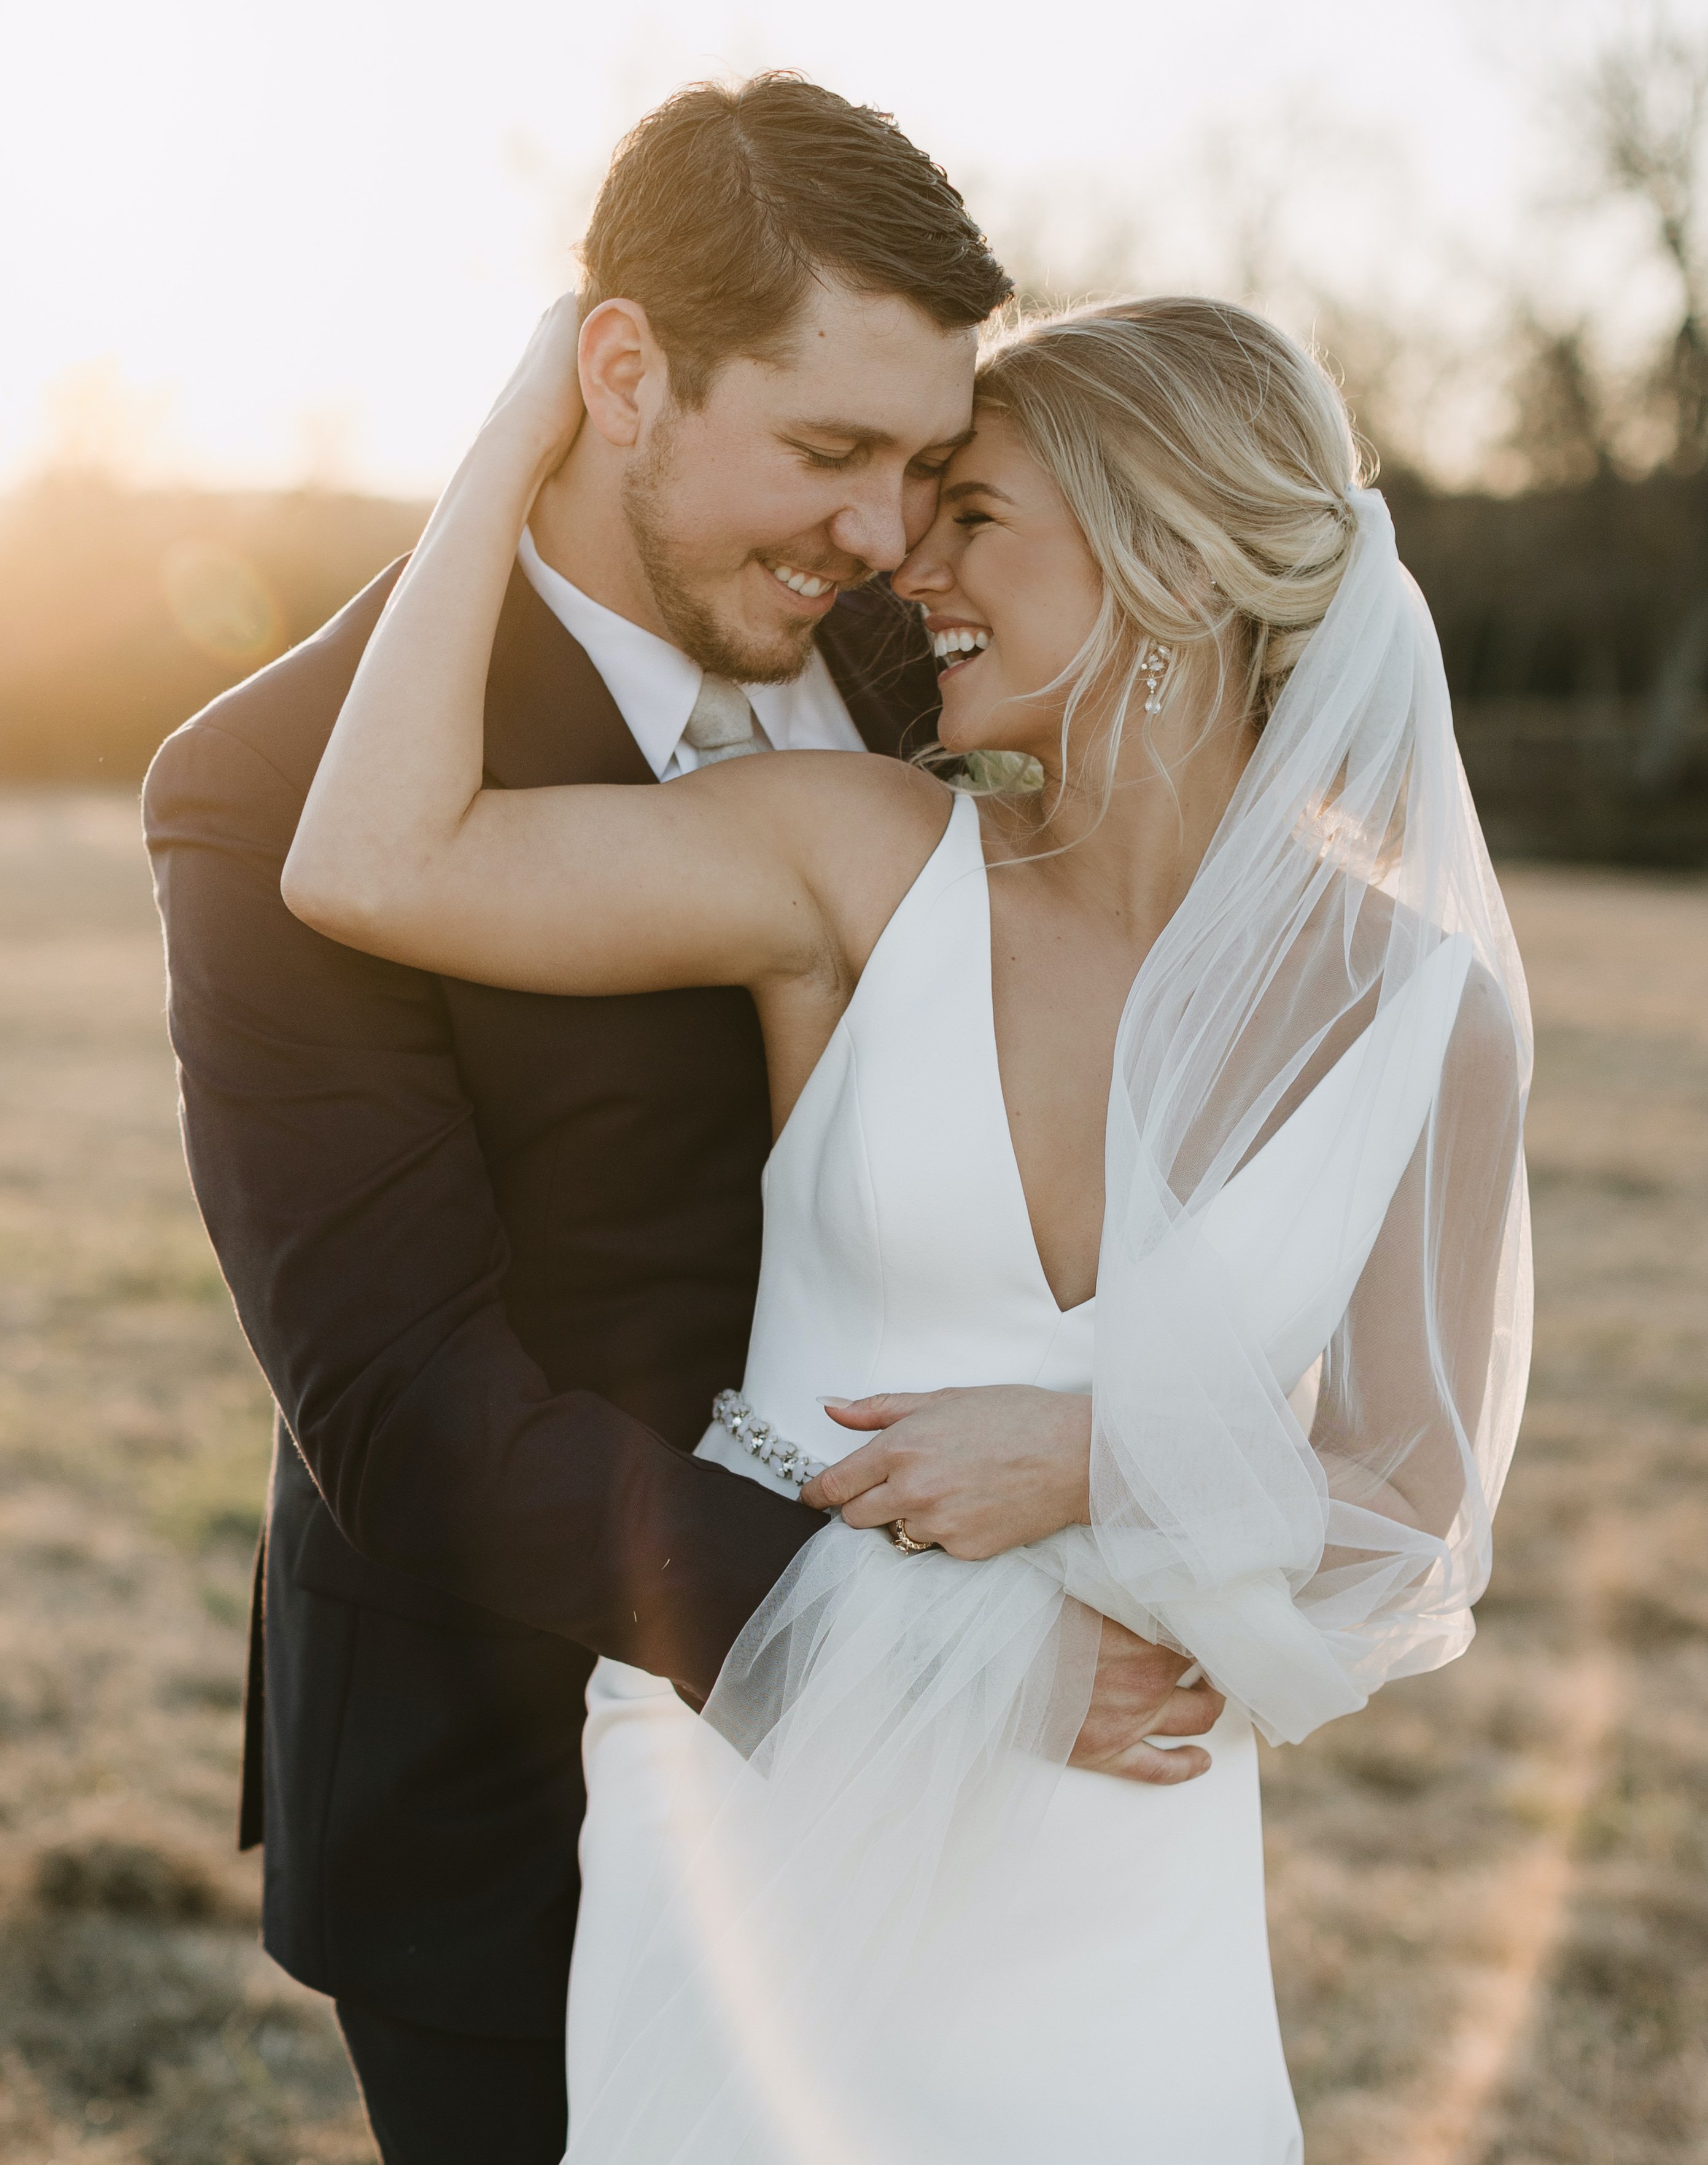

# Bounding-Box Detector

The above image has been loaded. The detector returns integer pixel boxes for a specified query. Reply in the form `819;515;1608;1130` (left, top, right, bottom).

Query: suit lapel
483;567;656;790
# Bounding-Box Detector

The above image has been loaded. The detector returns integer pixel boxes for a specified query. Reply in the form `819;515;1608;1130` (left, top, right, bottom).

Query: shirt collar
518;526;702;780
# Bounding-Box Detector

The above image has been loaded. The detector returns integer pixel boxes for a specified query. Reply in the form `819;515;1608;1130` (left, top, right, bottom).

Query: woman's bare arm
282;298;942;1003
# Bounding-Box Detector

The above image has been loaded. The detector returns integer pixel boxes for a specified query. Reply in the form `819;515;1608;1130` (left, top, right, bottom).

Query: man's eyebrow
785;418;895;448
942;477;1017;504
785;419;977;454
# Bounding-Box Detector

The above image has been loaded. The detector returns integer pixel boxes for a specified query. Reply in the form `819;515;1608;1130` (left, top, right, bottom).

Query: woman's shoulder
748;744;950;815
701;745;953;866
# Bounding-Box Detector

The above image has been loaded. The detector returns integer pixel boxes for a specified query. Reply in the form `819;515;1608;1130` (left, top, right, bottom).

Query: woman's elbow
1397;1434;1468;1541
281;836;391;947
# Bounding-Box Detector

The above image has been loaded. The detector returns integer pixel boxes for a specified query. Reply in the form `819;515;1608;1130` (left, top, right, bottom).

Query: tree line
1;461;1701;863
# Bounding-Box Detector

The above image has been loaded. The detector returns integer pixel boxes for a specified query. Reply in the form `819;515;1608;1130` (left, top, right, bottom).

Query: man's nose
828;484;909;575
891;537;949;604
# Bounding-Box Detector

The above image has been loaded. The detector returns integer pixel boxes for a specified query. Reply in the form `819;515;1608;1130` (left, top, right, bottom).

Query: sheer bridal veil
564;490;1532;2163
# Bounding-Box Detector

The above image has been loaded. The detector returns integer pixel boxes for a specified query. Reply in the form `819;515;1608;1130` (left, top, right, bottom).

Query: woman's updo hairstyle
972;296;1368;771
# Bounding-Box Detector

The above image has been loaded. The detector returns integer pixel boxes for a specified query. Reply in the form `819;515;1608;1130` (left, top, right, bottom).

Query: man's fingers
1068;1727;1213;1784
1109;1741;1212;1786
1141;1682;1227;1738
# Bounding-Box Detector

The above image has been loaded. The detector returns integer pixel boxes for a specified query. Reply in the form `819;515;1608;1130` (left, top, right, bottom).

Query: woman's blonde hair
969;295;1370;796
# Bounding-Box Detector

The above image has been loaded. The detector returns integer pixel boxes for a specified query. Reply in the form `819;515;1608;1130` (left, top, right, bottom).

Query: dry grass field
0;787;1702;2164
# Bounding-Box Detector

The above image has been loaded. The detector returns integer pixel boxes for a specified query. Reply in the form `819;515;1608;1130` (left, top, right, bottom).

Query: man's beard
621;419;836;685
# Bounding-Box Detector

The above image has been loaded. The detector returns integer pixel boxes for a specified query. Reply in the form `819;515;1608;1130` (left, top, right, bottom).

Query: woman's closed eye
953;509;995;531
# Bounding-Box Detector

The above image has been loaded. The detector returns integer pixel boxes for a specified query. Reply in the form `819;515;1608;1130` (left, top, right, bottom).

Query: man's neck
527;434;669;638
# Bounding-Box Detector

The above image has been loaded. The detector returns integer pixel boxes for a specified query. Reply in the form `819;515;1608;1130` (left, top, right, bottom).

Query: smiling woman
919;297;1364;808
901;422;1104;754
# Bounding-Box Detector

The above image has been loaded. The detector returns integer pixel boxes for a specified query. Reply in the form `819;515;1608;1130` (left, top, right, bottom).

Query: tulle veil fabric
561;491;1532;2163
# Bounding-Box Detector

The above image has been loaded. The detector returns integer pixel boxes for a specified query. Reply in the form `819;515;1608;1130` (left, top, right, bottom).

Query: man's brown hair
579;72;1012;403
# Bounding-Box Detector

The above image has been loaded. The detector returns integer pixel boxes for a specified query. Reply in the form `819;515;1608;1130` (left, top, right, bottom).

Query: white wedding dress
565;794;1305;2161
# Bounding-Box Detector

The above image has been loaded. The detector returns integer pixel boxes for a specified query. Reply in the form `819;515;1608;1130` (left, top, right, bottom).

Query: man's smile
763;557;836;600
758;556;844;618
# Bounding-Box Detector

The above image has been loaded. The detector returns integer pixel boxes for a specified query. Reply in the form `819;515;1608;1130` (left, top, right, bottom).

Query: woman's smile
927;615;992;675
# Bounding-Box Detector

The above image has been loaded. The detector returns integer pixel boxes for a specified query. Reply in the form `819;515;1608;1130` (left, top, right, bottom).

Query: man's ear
578;298;666;449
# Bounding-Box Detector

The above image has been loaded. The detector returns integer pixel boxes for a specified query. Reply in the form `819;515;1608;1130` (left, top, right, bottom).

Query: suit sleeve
144;715;821;1703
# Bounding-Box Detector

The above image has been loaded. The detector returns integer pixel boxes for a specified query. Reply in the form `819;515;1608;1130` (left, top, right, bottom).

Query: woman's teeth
766;561;834;599
931;628;990;663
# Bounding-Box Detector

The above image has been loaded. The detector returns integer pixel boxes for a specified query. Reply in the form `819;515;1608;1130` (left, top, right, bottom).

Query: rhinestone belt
712;1389;828;1490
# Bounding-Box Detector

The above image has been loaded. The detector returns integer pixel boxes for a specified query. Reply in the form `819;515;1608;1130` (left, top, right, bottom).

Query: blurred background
1;2;1705;2161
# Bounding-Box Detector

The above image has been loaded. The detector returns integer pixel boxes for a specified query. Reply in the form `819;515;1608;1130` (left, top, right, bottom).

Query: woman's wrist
471;404;573;493
473;292;584;486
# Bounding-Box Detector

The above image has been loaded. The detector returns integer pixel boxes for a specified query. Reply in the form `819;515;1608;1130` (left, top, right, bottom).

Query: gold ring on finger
888;1519;936;1555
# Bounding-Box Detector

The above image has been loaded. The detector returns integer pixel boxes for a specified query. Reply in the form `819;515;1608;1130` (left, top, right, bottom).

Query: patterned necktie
682;672;767;763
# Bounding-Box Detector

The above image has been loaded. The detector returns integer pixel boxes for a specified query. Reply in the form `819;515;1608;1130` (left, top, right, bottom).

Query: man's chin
663;601;821;687
728;622;822;686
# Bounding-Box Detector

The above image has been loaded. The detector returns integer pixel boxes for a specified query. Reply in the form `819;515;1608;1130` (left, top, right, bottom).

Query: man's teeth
931;628;991;661
767;561;833;599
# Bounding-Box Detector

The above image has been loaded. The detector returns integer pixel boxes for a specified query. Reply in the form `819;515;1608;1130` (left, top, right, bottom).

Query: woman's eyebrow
942;478;1016;505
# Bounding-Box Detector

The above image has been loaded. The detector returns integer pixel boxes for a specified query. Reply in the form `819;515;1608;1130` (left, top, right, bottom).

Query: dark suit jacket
142;559;940;2037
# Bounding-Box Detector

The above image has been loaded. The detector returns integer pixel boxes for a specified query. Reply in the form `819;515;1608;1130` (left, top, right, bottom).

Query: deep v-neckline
763;791;1100;1322
967;805;1100;1321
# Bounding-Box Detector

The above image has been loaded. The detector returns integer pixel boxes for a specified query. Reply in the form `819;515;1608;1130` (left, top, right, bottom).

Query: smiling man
543;86;982;697
144;74;1006;2165
522;273;976;767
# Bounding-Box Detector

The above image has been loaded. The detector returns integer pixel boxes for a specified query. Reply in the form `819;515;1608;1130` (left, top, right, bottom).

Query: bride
283;292;1531;2161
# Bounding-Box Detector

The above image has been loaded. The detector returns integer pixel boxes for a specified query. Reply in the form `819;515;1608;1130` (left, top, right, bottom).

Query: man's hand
1069;1618;1225;1786
799;1386;1091;1558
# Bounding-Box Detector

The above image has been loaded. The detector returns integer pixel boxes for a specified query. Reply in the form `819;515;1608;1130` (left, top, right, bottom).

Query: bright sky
1;0;1692;494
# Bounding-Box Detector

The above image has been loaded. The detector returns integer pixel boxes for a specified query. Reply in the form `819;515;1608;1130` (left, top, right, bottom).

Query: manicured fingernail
817;1396;853;1409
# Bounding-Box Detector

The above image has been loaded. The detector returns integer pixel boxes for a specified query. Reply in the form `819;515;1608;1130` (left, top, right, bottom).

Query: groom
146;74;1215;2165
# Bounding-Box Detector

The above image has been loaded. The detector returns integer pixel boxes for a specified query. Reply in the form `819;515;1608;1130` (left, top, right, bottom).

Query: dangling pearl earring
1141;640;1173;717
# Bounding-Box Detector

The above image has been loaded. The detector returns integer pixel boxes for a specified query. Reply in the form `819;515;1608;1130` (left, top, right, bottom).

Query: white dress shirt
517;527;866;779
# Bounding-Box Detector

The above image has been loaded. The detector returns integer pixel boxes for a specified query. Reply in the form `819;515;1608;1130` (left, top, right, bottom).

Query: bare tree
1502;313;1617;489
1577;4;1708;470
1567;9;1708;780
